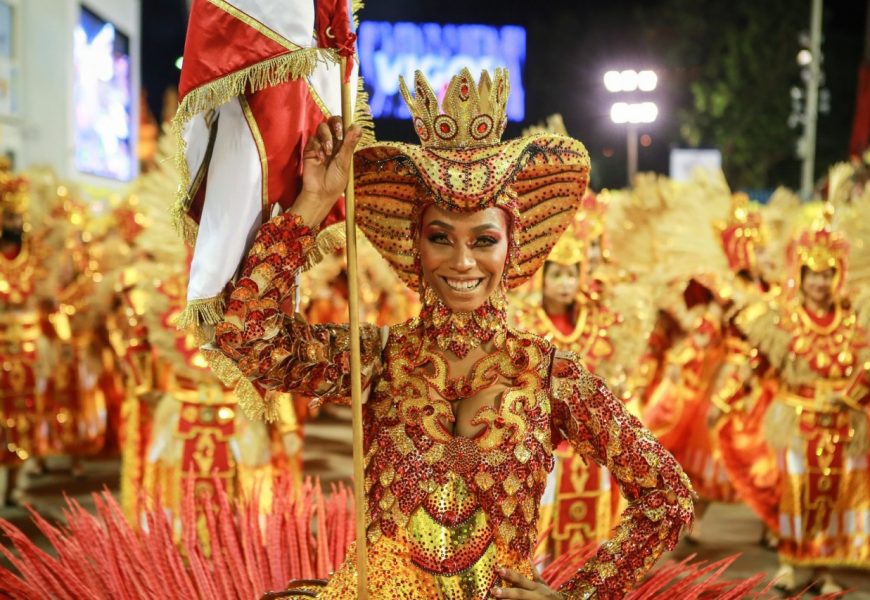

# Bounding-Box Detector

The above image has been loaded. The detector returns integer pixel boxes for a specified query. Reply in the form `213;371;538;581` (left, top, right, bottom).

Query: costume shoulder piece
509;326;554;355
734;296;789;368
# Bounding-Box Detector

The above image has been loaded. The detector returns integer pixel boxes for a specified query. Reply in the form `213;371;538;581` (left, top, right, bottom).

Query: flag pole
340;54;369;599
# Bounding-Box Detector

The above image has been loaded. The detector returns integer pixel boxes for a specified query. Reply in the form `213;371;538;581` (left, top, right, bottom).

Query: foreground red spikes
0;478;847;599
0;476;354;600
541;547;844;600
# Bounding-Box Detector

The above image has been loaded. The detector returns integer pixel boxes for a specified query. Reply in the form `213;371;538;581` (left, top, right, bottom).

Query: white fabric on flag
182;112;212;195
188;98;263;303
223;0;316;48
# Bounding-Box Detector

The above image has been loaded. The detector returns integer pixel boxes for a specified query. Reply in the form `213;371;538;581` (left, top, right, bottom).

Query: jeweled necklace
418;283;508;359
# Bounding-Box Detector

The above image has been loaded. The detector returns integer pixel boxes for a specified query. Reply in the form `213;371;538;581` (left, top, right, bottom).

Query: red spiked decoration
0;476;354;599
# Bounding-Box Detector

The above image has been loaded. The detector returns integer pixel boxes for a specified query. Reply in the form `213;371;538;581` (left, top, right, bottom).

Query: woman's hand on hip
491;568;565;599
290;116;362;229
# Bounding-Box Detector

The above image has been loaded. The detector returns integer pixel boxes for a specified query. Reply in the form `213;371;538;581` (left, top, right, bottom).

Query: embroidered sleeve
214;212;383;402
549;350;694;599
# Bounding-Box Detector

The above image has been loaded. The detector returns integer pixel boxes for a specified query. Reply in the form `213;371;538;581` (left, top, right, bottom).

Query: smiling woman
214;67;694;599
419;206;509;313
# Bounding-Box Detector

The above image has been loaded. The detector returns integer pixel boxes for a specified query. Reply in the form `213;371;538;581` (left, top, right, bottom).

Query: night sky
142;0;868;190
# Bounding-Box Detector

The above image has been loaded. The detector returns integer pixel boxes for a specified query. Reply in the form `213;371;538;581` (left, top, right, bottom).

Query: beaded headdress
353;68;590;290
715;193;766;274
789;206;849;294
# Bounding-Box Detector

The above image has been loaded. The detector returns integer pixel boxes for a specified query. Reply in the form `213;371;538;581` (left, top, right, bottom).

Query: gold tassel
355;76;377;149
170;200;199;247
201;346;279;422
170;124;194;240
175;295;225;331
352;0;365;27
304;222;348;271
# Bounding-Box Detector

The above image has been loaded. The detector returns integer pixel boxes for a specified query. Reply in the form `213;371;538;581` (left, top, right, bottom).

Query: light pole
800;0;823;199
604;70;658;185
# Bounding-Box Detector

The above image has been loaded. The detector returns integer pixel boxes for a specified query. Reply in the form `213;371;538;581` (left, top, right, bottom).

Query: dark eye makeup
427;232;451;244
474;236;500;247
424;231;501;247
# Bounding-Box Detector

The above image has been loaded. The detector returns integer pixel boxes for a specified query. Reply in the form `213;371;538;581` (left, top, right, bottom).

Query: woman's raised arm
214;119;383;402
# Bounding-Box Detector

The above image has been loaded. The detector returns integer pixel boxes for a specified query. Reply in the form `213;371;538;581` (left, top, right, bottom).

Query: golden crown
400;68;509;149
794;229;848;273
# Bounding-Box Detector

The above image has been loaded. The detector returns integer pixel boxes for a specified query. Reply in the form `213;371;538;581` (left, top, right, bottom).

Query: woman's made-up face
542;262;581;309
418;204;509;312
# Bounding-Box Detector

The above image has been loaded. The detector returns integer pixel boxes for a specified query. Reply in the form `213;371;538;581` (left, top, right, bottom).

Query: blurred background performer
720;179;870;594
637;173;756;539
0;165;92;504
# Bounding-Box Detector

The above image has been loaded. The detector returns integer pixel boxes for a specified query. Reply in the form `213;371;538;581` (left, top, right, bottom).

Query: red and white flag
172;0;367;330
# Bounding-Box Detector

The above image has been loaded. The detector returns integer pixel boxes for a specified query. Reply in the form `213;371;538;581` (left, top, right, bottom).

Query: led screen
358;22;526;121
74;6;133;181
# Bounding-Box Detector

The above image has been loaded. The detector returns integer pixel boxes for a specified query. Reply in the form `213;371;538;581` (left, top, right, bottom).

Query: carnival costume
680;193;773;503
0;169;94;473
214;69;694;599
510;193;656;558
721;203;870;570
0;173;47;469
639;174;760;504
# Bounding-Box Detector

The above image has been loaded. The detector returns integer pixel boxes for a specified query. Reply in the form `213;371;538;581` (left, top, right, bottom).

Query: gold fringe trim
352;0;365;28
173;208;199;248
201;346;279;422
304;222;347;271
174;295;225;331
355;75;377;149
170;49;339;242
175;49;333;131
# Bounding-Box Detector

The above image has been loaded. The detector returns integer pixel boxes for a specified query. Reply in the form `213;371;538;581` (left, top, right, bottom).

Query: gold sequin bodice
364;323;555;589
